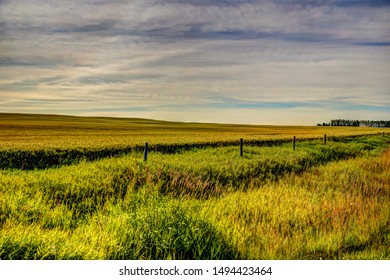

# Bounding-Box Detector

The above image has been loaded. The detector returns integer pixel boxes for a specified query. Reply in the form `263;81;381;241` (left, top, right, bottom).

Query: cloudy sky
0;0;389;125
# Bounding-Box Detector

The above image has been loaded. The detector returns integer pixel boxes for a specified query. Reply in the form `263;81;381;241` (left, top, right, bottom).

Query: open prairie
0;113;389;259
0;113;383;150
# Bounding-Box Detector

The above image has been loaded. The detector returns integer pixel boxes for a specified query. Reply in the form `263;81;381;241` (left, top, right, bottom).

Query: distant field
0;113;385;150
1;113;387;170
0;113;389;260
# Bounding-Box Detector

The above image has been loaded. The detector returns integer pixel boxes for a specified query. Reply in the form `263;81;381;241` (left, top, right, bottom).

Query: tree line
318;119;390;127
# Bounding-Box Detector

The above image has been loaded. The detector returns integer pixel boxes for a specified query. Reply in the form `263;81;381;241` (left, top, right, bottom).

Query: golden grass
0;113;385;150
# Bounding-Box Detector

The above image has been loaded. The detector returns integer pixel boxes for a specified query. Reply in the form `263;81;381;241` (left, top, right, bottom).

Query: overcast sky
0;0;389;125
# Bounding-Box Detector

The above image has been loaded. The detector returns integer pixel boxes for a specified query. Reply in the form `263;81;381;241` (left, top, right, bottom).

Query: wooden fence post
144;142;148;162
383;132;385;137
324;134;327;145
293;136;296;151
240;138;243;157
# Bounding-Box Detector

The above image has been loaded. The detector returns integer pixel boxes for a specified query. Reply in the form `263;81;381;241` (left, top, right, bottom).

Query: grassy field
0;113;389;259
1;113;383;150
0;113;386;170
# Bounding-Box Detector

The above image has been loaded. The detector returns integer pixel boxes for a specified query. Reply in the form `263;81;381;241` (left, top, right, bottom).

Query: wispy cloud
0;0;389;124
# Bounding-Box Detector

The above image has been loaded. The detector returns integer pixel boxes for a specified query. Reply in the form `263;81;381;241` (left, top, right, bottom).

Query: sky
0;0;389;125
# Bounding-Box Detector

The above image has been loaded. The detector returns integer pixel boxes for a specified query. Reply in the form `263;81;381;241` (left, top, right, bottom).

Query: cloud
0;0;389;124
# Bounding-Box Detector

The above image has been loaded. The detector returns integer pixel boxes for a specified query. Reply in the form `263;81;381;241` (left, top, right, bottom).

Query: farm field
0;113;386;169
0;114;389;260
0;113;383;150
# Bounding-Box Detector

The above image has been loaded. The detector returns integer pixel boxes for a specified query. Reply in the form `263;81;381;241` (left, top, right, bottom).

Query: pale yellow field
0;113;384;150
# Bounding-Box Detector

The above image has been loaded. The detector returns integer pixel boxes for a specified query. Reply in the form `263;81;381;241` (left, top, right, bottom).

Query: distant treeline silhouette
318;119;390;127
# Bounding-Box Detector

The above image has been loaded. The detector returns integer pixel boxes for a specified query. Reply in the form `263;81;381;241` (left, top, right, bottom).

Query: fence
1;132;387;169
142;132;387;162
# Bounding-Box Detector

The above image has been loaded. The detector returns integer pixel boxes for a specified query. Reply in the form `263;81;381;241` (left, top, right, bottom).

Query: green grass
0;130;389;259
193;150;390;259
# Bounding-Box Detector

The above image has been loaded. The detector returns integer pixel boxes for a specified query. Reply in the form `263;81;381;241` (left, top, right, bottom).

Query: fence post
383;132;385;137
324;134;327;145
144;142;148;162
240;138;243;157
293;136;296;151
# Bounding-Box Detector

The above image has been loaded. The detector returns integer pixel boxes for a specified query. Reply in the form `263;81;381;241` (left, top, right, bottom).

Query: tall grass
193;149;390;259
0;136;388;259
